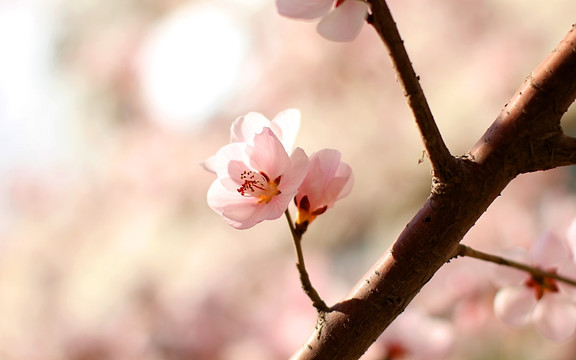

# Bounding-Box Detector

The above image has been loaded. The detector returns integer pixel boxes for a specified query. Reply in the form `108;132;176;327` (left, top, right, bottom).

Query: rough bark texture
290;14;576;360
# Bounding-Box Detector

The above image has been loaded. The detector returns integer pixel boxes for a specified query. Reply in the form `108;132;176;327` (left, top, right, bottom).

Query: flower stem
455;244;576;288
285;209;329;313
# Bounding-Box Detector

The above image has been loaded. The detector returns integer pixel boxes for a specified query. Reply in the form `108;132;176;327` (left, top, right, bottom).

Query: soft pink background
1;0;576;358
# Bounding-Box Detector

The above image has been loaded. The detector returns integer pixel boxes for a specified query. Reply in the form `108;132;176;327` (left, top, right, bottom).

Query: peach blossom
294;149;352;232
493;231;576;341
207;128;308;229
204;109;301;174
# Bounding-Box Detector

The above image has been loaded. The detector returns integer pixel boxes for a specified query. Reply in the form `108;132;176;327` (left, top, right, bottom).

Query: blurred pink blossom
206;128;308;229
566;218;576;263
294;149;353;233
493;231;576;341
275;0;370;42
365;308;455;360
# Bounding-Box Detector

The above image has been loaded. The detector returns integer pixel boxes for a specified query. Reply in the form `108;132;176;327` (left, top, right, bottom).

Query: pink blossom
275;0;370;42
492;231;576;341
294;149;353;233
206;128;309;229
230;109;301;152
204;109;301;173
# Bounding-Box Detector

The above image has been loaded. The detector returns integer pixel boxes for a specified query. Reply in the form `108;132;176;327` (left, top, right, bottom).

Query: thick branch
549;135;576;168
470;24;576;172
368;0;456;181
291;24;576;360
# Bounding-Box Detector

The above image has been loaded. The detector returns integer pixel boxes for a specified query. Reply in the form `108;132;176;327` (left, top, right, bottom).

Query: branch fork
291;3;576;359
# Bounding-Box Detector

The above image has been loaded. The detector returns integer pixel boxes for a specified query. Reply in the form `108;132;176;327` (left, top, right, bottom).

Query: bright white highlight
138;3;248;131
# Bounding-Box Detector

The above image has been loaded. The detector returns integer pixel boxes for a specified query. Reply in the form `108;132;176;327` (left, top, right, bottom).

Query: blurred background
1;0;576;358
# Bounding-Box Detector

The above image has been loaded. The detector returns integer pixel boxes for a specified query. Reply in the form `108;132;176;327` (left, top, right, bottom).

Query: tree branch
455;244;576;288
290;20;576;360
548;135;576;169
368;0;456;181
470;24;576;173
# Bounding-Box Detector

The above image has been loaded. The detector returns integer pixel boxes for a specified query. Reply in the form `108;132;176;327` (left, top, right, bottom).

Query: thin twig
455;244;576;288
368;0;455;180
285;209;329;312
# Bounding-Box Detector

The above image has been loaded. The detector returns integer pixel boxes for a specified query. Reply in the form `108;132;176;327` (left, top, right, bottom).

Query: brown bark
290;5;576;360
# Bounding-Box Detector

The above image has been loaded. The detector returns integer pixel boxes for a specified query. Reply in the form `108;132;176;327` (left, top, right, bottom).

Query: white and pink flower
294;148;353;233
205;109;353;231
206;128;309;229
275;0;370;42
230;109;301;153
492;231;576;341
204;109;301;174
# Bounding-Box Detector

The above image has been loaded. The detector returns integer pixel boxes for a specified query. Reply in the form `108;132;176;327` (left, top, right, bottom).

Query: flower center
386;341;409;359
237;170;281;203
294;195;328;235
525;268;559;301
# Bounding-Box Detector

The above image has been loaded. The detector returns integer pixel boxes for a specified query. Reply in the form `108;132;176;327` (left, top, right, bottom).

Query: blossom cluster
204;109;353;230
492;226;576;341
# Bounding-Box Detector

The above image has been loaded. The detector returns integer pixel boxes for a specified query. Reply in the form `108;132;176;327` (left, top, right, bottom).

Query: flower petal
316;0;369;42
278;147;310;196
532;293;576;341
269;108;301;152
275;0;333;20
222;201;270;229
207;142;250;179
494;286;536;326
566;219;576;263
330;162;354;202
297;156;326;203
298;149;340;204
230;112;270;144
490;247;531;287
244;147;308;223
201;154;218;174
403;311;454;359
558;261;576;300
207;179;263;229
247;128;291;179
314;149;342;181
230;109;301;153
295;148;352;212
531;231;570;267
